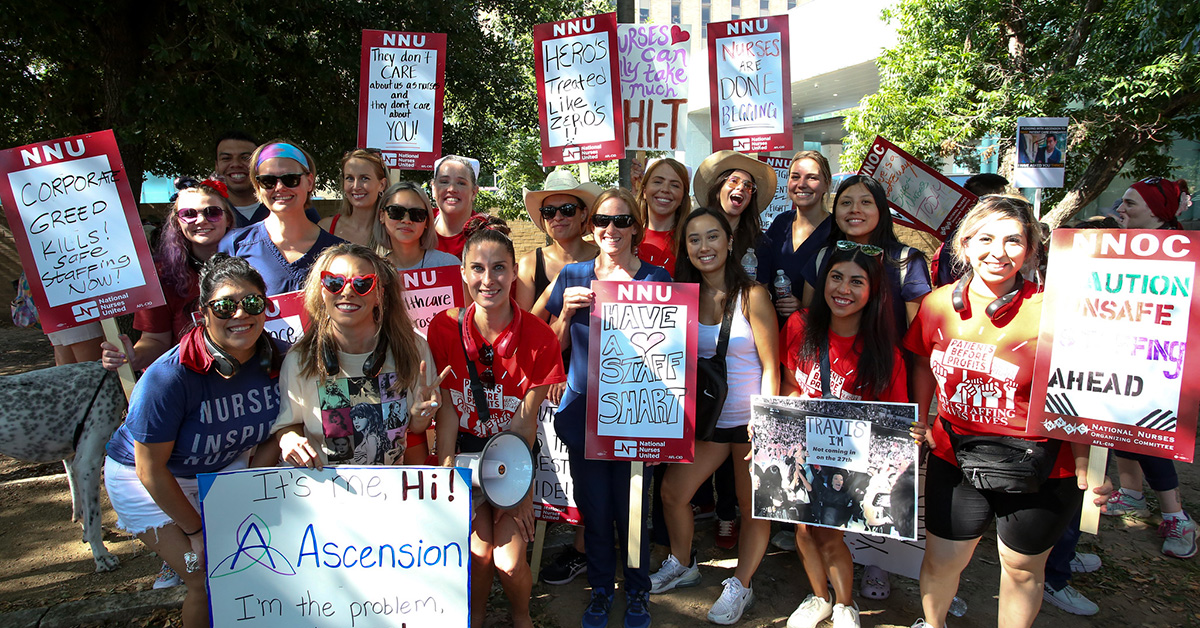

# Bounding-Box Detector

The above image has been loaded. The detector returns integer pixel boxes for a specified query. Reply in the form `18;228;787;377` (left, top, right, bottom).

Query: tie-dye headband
256;143;310;171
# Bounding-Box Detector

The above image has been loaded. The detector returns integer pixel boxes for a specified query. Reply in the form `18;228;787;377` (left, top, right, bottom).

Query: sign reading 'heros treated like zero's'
586;281;698;463
534;13;626;166
358;30;447;171
708;16;792;153
0;130;163;332
1030;229;1200;462
617;24;691;152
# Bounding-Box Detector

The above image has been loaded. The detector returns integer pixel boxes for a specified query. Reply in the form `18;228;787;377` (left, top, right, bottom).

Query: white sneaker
152;561;182;589
831;603;860;628
771;529;796;552
649;553;701;594
786;594;833;628
1042;583;1099;616
1069;551;1101;573
707;577;754;625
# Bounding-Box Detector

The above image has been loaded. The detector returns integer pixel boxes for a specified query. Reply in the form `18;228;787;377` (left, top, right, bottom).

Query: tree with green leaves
842;0;1200;228
0;0;587;201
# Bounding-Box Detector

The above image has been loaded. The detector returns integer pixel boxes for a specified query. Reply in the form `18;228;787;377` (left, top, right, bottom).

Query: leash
72;370;114;451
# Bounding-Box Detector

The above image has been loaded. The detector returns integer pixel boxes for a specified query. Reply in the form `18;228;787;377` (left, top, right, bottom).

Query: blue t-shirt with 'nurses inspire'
106;343;282;477
218;221;344;295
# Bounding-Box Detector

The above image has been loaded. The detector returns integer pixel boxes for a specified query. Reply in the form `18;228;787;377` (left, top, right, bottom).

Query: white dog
0;361;126;572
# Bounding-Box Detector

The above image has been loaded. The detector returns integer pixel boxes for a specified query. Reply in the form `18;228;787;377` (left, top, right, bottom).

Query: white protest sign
845;465;926;580
760;155;792;231
533;400;582;524
707;16;793;153
805;416;872;473
199;466;470;628
358;30;447;170
617;24;691;151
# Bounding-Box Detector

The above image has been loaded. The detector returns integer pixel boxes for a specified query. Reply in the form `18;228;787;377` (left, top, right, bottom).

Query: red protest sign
534;13;626;166
1029;229;1200;462
858;136;976;240
357;30;447;171
617;24;691;152
0;131;163;332
760;155;792;231
263;291;307;346
586;281;698;463
707;16;793;153
399;265;464;338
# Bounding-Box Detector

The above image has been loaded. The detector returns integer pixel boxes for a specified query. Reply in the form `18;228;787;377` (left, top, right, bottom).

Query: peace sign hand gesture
410;360;451;432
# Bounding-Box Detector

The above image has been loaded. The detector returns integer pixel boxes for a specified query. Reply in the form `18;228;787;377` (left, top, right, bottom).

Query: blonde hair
291;244;422;393
952;194;1043;278
338;150;390;217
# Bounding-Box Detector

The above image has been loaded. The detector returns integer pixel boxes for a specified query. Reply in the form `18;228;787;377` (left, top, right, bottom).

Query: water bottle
740;247;758;279
773;269;792;300
948;595;968;617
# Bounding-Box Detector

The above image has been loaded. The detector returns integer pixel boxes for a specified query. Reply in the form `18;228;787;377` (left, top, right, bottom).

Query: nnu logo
72;301;99;322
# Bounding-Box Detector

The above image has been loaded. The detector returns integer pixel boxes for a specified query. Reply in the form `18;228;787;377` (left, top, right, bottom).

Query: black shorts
707;425;750;444
924;454;1083;555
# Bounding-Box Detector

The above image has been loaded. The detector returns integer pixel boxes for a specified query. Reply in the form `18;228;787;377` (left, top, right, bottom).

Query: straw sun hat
522;169;603;233
691;150;777;213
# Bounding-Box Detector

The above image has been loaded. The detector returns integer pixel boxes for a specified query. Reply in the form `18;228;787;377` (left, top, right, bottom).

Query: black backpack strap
715;304;734;359
819;336;834;399
458;307;492;425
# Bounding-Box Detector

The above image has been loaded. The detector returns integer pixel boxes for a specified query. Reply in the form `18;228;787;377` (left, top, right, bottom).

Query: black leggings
924;455;1083;555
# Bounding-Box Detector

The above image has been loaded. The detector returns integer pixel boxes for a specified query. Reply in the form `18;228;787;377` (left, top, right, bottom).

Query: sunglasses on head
478;343;496;388
726;175;756;193
540;202;580;221
320;271;377;296
171;176;228;202
177;205;225;224
836;240;884;257
383;204;429;223
207;294;267;319
255;173;305;189
591;213;637;229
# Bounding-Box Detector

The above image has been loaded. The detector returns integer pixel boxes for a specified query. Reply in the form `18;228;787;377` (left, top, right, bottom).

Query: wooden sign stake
100;317;137;401
1080;445;1107;535
628;462;643;569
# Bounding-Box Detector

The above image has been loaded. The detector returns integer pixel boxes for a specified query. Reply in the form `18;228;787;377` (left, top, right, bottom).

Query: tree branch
1057;0;1104;70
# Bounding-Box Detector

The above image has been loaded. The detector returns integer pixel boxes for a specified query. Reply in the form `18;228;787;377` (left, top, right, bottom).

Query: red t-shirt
639;228;676;276
428;306;566;438
133;263;200;343
781;310;907;402
904;282;1074;477
434;212;485;258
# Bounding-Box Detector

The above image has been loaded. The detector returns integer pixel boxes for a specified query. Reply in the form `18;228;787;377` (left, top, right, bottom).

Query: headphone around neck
951;273;1025;321
203;330;280;379
321;329;390;379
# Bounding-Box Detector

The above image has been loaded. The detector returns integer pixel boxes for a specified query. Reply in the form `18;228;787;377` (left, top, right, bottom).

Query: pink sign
400;265;464;338
0;130;164;332
1029;229;1200;462
617;24;691;152
534;13;626;166
858;136;977;239
586;281;698;463
357;30;447;171
708;16;793;153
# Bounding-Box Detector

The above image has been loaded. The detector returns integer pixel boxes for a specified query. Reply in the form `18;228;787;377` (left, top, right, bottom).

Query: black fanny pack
941;417;1062;494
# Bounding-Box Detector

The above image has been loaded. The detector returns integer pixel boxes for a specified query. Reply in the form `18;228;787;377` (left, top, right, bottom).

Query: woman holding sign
905;195;1109;628
219;140;344;295
651;207;778;625
102;177;236;372
103;254;284;628
427;216;565;628
635;158;691;276
271;243;442;469
539;188;671;628
692;151;777;281
320;148;390;247
779;245;906;628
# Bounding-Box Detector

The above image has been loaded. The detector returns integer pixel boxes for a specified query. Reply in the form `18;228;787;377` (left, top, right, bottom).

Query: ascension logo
1041;417;1090;436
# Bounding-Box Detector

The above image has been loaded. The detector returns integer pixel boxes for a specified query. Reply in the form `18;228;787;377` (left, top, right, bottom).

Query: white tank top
698;294;762;429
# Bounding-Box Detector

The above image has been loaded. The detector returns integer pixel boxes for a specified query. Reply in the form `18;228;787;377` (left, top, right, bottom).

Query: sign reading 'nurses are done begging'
1030;229;1200;462
586;281;698;463
534;13;626;166
0;131;163;332
707;16;792;153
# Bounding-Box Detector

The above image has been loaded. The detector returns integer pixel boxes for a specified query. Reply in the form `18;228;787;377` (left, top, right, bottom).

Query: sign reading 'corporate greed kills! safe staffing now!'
0;130;164;332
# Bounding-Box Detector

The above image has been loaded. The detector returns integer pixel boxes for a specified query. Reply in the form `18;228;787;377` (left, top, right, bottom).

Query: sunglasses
591;214;637;229
540;202;580;221
206;294;268;319
177;205;225;224
478;343;496;388
383;204;429;223
320;271;377;296
726;175;756;193
836;240;884;257
255;173;306;189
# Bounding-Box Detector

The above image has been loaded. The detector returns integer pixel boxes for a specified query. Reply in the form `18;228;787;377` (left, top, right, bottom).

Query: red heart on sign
670;25;690;45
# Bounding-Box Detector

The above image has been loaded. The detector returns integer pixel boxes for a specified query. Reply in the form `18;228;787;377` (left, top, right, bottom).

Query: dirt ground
0;320;1197;627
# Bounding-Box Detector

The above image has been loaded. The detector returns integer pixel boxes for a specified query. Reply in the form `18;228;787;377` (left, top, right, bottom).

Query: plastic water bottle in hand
773;269;792;300
741;247;758;279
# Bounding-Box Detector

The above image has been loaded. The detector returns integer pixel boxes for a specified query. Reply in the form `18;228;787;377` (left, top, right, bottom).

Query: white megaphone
454;431;535;509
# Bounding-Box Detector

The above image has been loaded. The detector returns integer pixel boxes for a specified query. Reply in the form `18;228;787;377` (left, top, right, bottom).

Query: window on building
788;0;797;8
671;0;681;25
702;0;711;38
732;0;741;19
761;0;771;13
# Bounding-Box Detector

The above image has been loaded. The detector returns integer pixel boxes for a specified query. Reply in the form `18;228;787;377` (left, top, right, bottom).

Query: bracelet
181;525;203;537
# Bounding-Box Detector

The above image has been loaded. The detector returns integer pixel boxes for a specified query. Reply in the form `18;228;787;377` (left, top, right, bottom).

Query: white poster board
199;466;470;627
